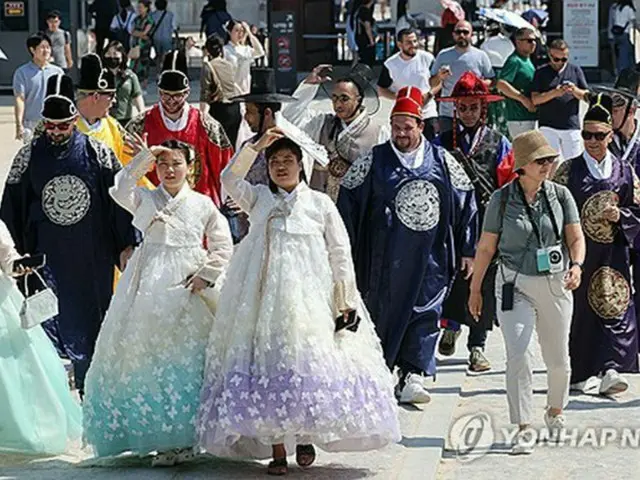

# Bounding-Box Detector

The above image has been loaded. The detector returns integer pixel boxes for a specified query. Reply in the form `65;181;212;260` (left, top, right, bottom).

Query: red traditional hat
437;71;504;103
391;86;424;119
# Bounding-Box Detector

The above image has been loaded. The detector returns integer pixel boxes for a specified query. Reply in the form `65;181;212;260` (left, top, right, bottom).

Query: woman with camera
468;130;585;455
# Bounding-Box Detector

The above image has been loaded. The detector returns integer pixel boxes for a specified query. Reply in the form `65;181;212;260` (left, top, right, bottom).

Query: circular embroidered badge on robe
581;190;619;244
588;266;630;320
42;175;91;226
328;154;352;179
443;152;473;191
553;160;571;187
341;152;373;189
395;180;440;231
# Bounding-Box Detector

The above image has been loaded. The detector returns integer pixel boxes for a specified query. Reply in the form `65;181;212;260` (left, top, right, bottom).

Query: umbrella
478;7;537;31
521;9;549;27
0;48;6;61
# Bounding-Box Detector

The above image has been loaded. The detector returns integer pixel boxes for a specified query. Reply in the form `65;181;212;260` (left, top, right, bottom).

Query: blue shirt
431;46;495;118
12;62;64;125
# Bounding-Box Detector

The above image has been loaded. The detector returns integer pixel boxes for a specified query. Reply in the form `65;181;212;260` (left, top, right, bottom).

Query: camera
548;245;564;274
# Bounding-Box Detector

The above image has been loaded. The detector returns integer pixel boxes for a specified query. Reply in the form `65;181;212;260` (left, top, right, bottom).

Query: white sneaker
570;376;601;394
398;373;432;404
543;409;566;433
151;451;177;467
510;430;535;455
599;369;629;396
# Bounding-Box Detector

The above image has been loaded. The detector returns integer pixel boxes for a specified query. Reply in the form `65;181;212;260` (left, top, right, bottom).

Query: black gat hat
77;53;116;93
42;74;78;121
158;50;190;93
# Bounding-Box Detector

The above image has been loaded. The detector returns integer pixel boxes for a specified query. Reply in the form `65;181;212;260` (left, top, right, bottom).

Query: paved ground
0;94;639;479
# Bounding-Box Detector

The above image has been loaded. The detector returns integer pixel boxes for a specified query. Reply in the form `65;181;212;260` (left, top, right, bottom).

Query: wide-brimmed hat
77;53;116;93
391;86;424;120
438;71;503;103
591;68;640;107
42;74;78;121
158;50;190;93
321;63;381;115
513;130;558;170
231;68;296;104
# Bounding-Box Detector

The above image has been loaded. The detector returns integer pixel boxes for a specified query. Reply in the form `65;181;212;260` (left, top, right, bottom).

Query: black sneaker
438;329;461;356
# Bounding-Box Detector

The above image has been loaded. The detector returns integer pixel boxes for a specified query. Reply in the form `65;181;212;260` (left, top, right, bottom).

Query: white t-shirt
611;4;636;34
379;49;438;119
223;43;255;95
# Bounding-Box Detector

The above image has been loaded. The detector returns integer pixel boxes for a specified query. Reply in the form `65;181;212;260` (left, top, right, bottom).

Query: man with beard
1;74;139;398
127;50;233;206
554;94;640;396
377;28;440;140
337;86;478;404
282;63;389;201
433;71;515;372
430;20;494;134
223;68;296;242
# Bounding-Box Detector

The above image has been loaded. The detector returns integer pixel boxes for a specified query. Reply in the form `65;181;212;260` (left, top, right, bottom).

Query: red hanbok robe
127;105;233;206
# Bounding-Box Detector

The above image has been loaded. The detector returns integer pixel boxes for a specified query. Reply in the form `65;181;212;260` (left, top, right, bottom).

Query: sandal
267;457;288;476
296;444;316;468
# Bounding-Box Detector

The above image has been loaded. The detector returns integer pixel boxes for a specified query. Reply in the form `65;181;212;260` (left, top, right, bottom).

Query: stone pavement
0;95;639;480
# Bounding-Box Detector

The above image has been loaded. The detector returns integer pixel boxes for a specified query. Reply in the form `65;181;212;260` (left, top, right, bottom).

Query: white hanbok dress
83;151;233;458
197;145;401;458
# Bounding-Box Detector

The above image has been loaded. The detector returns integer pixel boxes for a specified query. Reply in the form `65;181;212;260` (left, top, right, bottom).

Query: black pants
209;102;242;148
358;45;376;66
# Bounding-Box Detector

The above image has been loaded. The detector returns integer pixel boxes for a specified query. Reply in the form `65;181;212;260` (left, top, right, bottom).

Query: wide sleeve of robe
442;150;479;260
198;204;234;285
109;148;156;214
0;143;34;255
280;82;332;142
89;138;142;260
619;167;640;246
0;220;22;275
220;145;261;213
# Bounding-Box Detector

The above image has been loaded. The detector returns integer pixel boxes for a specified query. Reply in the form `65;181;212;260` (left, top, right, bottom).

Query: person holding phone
83;138;233;465
469;130;585;455
197;127;400;476
0;220;82;455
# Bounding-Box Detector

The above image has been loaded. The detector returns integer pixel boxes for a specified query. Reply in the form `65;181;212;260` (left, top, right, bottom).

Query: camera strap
516;181;561;247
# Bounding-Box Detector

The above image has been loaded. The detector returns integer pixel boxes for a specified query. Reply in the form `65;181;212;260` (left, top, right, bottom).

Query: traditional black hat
77;53;116;93
584;93;613;127
321;63;381;115
42;74;78;121
231;68;296;104
158;50;190;92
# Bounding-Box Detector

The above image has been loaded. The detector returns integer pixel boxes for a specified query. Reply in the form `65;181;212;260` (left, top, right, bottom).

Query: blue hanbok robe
337;139;478;376
0;130;139;391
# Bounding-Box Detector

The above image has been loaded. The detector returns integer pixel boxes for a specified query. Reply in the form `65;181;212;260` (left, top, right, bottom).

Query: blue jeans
614;34;635;74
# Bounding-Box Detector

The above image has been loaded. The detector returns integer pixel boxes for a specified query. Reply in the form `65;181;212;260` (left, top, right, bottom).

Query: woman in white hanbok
197;129;401;475
83;140;233;465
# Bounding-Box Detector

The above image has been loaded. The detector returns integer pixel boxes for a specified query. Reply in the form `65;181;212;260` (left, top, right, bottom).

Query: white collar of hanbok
158;182;190;204
159;103;190;132
339;108;369;139
79;116;103;132
616;121;640;163
584;150;613;180
277;182;308;203
390;136;426;170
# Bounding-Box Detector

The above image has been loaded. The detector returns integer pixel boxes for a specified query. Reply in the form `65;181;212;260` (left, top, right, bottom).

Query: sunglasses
98;92;116;100
518;38;536;44
581;131;610;141
534;157;556;166
160;91;189;101
550;56;568;63
454;29;471;35
43;121;73;131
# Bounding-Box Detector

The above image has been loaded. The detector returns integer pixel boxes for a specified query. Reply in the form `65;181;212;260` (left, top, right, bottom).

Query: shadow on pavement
400;436;444;449
566;397;640;410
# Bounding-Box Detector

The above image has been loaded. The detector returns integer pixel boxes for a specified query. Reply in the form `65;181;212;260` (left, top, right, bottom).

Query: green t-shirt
110;69;142;122
483;181;580;276
498;52;537;122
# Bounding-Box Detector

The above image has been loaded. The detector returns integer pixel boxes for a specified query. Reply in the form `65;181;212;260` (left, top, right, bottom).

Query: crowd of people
2;2;640;475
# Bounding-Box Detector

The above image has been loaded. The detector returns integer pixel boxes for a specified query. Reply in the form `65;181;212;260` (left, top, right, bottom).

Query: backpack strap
498;183;510;235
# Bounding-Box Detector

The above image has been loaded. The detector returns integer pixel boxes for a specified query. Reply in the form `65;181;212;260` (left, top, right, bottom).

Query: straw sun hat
512;130;559;170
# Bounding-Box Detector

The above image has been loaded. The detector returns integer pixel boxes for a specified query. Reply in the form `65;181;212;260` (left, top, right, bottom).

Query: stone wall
168;0;267;30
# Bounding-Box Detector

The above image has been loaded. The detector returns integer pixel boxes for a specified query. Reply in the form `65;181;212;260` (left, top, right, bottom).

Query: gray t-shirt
431;46;495;118
483;181;580;276
47;29;71;69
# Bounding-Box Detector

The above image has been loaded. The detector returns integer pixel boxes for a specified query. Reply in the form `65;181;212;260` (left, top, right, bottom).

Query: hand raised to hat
124;132;172;161
306;64;333;85
253;127;285;152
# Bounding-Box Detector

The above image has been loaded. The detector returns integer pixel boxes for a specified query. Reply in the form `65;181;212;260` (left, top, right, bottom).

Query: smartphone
13;254;46;272
501;282;515;312
335;310;360;332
